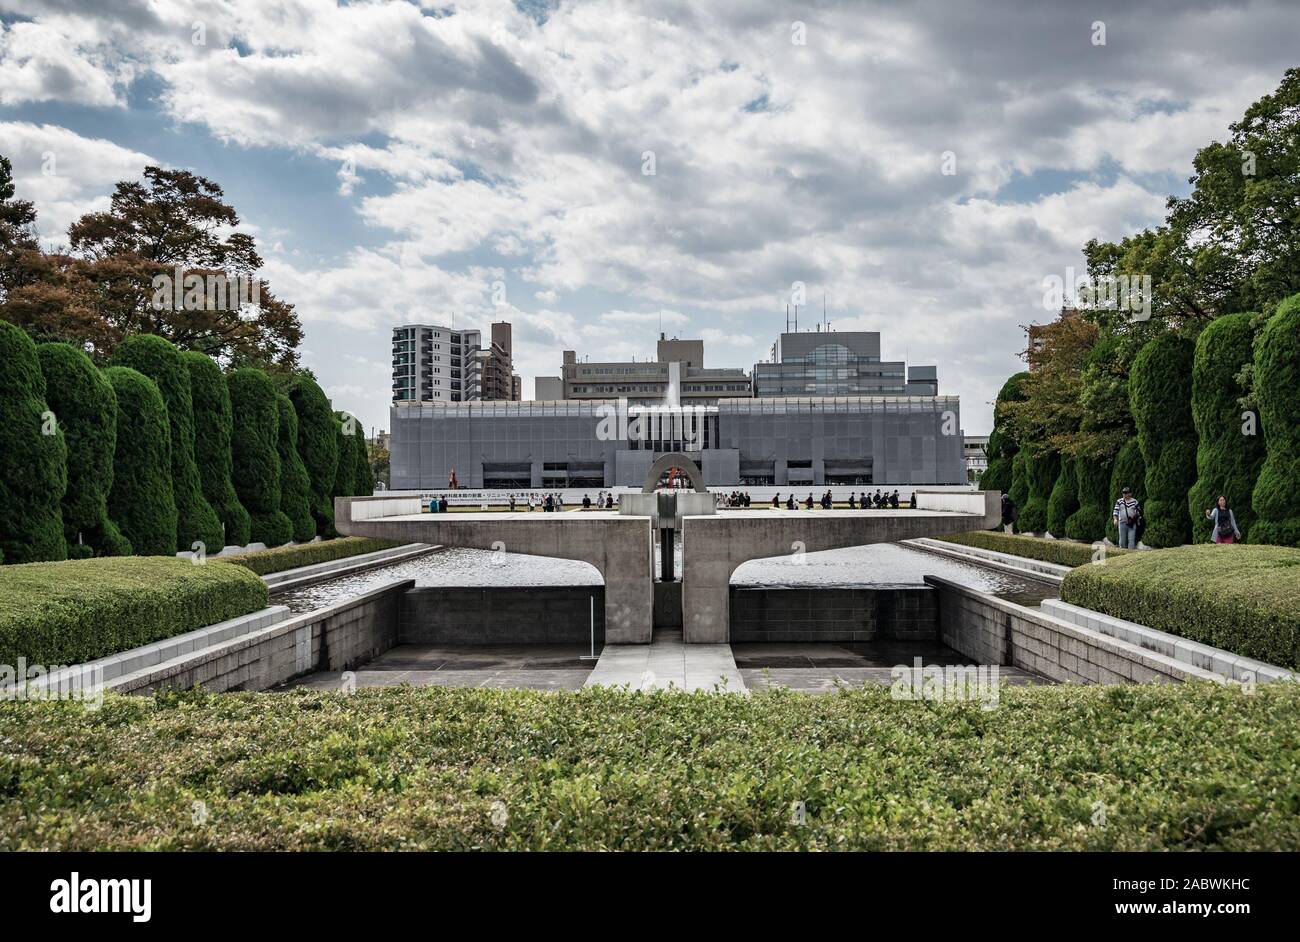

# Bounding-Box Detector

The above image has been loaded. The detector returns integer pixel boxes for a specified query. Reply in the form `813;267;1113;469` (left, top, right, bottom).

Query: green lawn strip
937;530;1128;568
226;537;401;576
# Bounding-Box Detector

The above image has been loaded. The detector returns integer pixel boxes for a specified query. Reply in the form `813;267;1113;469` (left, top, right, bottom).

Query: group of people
998;486;1243;548
505;493;572;512
719;491;753;508
582;492;617;510
766;489;905;510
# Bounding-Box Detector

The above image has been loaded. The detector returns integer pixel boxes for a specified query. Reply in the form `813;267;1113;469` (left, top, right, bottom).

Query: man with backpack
1112;486;1141;549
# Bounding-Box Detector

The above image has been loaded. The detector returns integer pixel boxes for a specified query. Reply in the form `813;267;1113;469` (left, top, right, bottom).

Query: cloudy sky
1;0;1296;437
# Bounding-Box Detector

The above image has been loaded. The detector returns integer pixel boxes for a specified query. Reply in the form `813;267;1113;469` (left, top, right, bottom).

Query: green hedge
1061;544;1300;670
1130;334;1196;547
1045;457;1078;536
184;351;250;548
288;376;339;539
227;368;292;547
330;413;356;504
1189;313;1265;543
112;335;223;554
228;537;400;576
0;556;267;666
937;530;1127;568
1251;294;1300;546
1017;450;1058;534
979;371;1028;493
1008;448;1030;512
103;367;178;556
1065;455;1110;542
37;343;131;558
0;321;67;563
1106;439;1146;544
2;681;1299;850
275;394;316;542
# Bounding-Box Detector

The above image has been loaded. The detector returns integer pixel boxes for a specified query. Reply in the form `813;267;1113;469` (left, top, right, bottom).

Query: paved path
584;630;747;693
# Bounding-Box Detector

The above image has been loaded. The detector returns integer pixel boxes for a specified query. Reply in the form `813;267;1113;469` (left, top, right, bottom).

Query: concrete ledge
14;606;293;695
263;542;437;591
1042;598;1296;684
111;580;415;695
925;575;1227;685
905;537;1069;582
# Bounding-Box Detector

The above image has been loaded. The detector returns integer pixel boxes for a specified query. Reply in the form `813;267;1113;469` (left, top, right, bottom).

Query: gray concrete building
390;395;965;489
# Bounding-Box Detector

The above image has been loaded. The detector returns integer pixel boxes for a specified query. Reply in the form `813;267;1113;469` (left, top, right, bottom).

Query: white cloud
0;121;153;242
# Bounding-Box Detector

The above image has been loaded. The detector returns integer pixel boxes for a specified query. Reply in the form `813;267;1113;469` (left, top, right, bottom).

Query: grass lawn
2;681;1298;851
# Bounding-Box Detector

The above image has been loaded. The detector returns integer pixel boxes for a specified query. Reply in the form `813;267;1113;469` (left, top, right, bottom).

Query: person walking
583;493;591;510
1205;496;1242;544
509;494;517;512
1000;493;1018;534
1112;486;1141;549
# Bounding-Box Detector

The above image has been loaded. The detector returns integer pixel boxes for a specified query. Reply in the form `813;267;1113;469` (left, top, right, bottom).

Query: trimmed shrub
1017;450;1058;534
979;371;1028;493
1130;334;1196;547
0;321;67;563
1188;313;1266;544
7;682;1299;851
1106;439;1146;544
938;530;1127;568
227;368;292;547
112;335;223;554
1065;455;1111;542
1008;448;1030;514
289;376;340;539
0;556;267;666
103;367;178;556
1045;457;1078;537
228;536;400;576
331;413;357;504
1251;294;1300;547
276;394;316;542
184;352;251;548
348;416;375;497
36;343;131;557
1061;544;1300;670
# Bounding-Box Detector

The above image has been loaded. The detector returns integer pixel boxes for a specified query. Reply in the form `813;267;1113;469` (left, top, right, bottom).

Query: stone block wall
728;586;936;643
399;586;606;644
926;575;1222;684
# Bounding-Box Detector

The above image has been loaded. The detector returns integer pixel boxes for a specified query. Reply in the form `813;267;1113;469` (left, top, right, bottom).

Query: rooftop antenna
823;292;827;331
785;303;789;332
794;304;798;332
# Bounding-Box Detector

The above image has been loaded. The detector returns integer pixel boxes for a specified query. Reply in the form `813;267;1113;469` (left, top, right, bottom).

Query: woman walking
1205;496;1242;544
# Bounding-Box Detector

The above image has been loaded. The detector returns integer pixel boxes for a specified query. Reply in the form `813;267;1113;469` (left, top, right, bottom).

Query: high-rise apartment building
392;321;520;403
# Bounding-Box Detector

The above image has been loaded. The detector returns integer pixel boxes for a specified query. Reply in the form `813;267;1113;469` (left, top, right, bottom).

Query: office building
534;333;752;405
752;330;939;397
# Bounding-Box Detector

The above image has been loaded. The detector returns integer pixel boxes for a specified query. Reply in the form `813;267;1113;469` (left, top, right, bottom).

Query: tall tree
40;166;302;363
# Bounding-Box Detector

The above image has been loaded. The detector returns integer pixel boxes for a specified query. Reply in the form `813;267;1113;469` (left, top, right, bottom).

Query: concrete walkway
584;630;747;693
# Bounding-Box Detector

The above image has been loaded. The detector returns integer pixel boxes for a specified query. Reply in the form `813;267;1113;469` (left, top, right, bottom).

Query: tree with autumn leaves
1;164;301;367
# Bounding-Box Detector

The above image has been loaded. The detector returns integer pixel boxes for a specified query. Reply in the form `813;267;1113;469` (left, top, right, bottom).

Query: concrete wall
729;586;935;643
926;576;1224;684
400;586;605;644
115;580;412;694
